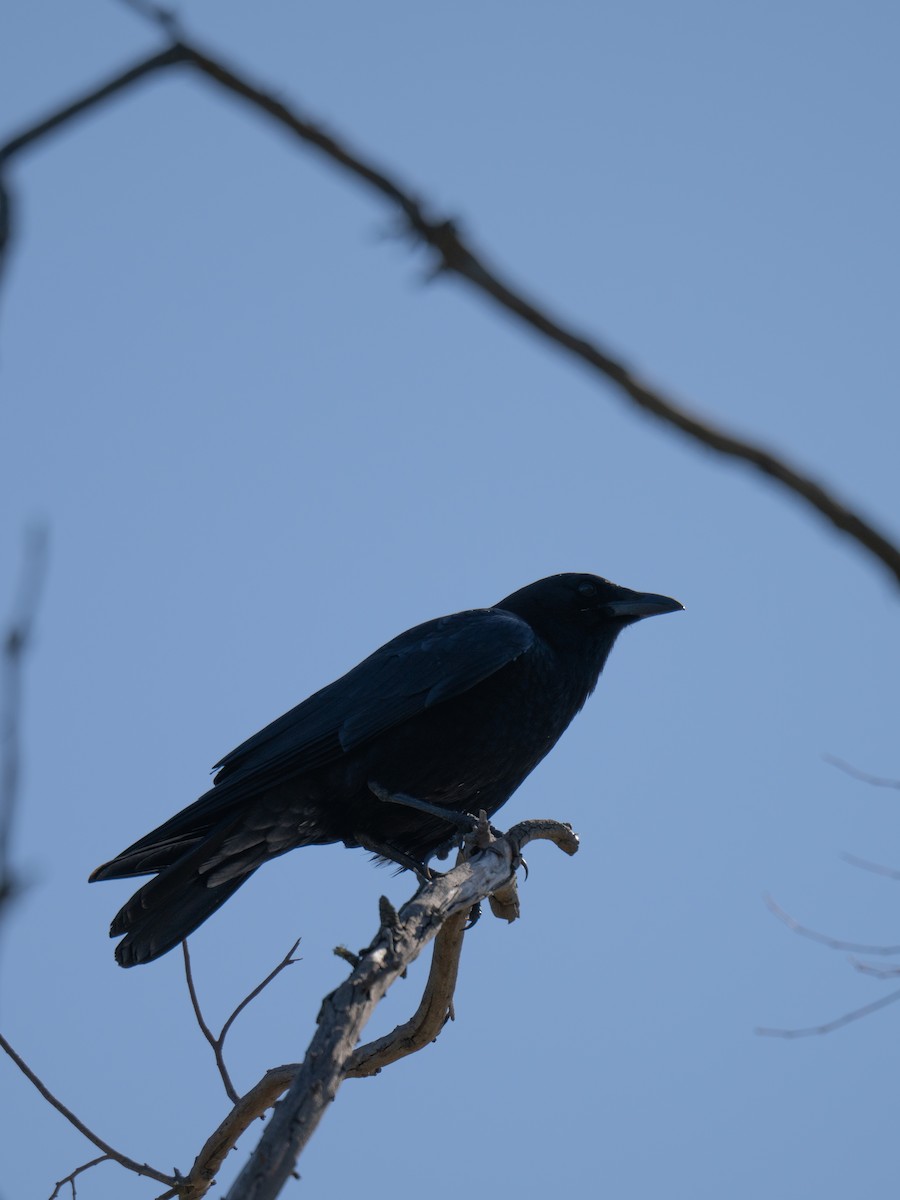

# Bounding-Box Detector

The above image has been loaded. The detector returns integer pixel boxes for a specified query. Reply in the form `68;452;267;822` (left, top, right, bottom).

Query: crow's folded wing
211;607;535;791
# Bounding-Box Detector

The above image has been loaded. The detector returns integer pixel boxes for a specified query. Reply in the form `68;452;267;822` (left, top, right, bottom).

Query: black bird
91;573;681;966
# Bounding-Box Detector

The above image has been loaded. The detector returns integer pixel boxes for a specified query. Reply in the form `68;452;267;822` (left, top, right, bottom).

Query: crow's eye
577;582;597;598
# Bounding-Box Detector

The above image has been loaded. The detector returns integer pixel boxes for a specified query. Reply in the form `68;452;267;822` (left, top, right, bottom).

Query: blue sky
2;2;899;1197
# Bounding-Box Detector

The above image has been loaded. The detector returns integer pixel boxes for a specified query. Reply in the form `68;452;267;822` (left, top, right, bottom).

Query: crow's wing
211;607;535;791
90;608;536;882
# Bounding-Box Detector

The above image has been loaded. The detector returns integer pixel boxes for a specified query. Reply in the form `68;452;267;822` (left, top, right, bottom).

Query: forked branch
2;818;577;1200
223;817;577;1200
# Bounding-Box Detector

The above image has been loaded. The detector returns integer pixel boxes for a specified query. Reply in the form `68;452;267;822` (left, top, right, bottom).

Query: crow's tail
92;813;272;967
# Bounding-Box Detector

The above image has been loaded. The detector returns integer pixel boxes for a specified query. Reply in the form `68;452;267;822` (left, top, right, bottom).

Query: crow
90;573;681;966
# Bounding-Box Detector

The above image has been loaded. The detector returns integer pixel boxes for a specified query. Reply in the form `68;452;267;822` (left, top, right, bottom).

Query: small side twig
761;892;900;1039
849;956;900;980
756;988;900;1039
1;526;49;929
841;851;900;881
49;1155;111;1200
763;893;900;956
182;936;301;1104
824;755;900;791
0;1031;176;1190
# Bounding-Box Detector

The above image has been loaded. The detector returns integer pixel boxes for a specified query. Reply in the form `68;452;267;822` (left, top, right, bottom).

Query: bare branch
1;36;897;583
171;44;900;587
118;0;183;38
841;851;900;881
224;819;577;1200
0;1031;176;1190
182;940;239;1104
849;956;900;980
177;1064;298;1199
219;936;302;1048
1;526;48;929
6;815;574;1199
0;47;186;166
346;909;467;1079
48;1155;111;1200
824;755;900;791
764;893;900;956
756;988;900;1039
182;937;301;1105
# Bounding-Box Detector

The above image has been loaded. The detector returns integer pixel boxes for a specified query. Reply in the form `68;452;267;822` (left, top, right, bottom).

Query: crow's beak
603;592;684;620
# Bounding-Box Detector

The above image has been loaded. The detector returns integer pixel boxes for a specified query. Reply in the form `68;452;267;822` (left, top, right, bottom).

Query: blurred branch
849;956;900;980
824;755;900;790
1;526;48;930
756;987;900;1039
762;889;900;1039
0;33;898;584
841;852;900;881
764;893;900;956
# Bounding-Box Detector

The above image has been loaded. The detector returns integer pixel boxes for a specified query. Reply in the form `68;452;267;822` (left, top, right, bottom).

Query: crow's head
497;572;683;645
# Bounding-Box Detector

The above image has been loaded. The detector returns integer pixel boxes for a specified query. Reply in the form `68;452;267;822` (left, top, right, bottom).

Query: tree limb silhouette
1;32;897;585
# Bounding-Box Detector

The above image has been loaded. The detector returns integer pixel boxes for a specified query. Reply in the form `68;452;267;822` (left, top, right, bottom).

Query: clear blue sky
2;2;899;1197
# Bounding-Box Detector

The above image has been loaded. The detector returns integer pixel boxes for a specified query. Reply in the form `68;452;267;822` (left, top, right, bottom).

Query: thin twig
182;940;239;1104
764;893;900;956
841;851;900;881
346;909;467;1078
219;936;302;1047
182;937;302;1105
849;956;900;980
1;37;897;585
0;47;186;165
824;755;900;790
756;987;900;1038
0;1031;176;1189
49;1155;111;1200
118;0;182;37
173;43;900;587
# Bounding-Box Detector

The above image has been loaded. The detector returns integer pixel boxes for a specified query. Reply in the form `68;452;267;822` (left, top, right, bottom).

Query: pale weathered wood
223;819;577;1200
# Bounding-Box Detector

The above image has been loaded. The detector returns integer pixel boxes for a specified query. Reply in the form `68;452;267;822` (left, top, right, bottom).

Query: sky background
2;2;899;1197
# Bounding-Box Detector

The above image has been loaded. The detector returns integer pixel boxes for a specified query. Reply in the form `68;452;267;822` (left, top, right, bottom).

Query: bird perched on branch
91;573;682;966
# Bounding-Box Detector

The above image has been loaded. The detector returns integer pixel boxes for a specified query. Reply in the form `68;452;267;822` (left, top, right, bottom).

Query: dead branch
763;893;900;956
182;937;302;1104
824;755;900;790
0;1031;177;1190
222;818;577;1200
345;908;467;1078
0;34;897;584
4;819;576;1200
756;988;900;1039
849;956;900;980
761;891;900;1039
48;1155;111;1200
1;526;48;930
841;852;900;881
